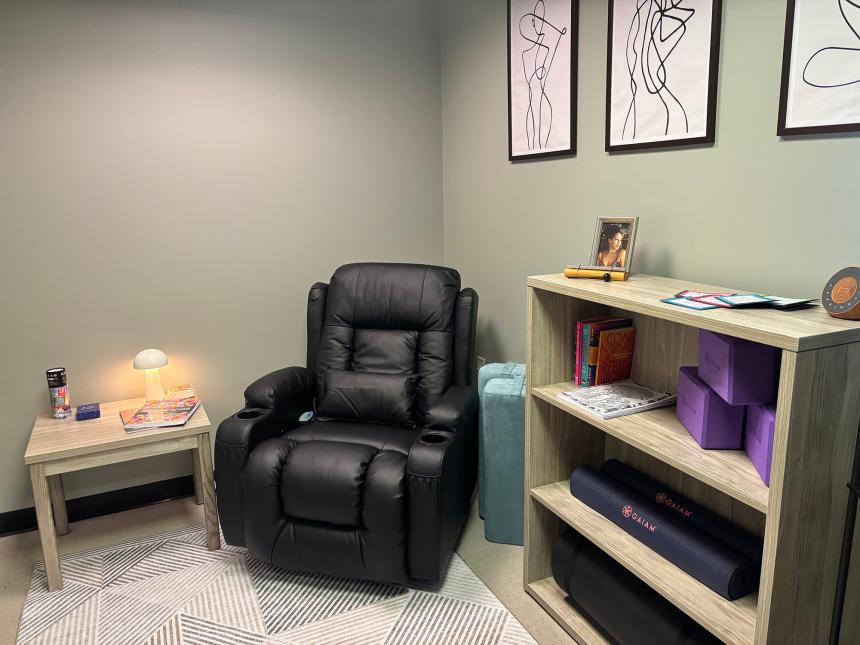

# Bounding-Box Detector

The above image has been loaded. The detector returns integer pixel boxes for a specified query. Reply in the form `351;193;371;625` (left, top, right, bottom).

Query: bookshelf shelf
525;578;610;645
531;481;758;645
532;382;769;514
524;273;860;644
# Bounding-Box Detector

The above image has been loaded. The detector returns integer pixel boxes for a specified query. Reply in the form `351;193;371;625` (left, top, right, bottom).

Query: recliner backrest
311;263;462;426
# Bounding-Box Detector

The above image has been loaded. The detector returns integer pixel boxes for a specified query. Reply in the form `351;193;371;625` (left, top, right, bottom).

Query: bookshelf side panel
756;344;860;644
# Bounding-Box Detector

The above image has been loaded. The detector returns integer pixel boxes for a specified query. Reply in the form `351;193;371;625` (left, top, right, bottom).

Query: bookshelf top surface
528;273;860;351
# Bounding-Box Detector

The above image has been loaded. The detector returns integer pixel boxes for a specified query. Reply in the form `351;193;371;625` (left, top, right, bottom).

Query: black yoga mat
602;459;763;564
552;528;721;645
569;466;759;600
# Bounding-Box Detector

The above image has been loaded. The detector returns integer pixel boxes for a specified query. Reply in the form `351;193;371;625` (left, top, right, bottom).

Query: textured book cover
585;319;632;386
595;327;636;385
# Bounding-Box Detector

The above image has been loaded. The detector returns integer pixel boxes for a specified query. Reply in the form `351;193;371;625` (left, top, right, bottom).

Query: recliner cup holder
236;410;262;420
420;433;448;445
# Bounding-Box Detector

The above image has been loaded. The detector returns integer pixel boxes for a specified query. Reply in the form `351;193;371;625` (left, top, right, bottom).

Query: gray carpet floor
0;497;573;644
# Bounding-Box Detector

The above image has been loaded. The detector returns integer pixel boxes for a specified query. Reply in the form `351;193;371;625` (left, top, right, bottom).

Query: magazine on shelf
120;396;201;432
557;381;676;420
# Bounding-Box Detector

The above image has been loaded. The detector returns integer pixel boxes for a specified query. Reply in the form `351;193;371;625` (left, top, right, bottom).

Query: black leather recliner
214;263;479;584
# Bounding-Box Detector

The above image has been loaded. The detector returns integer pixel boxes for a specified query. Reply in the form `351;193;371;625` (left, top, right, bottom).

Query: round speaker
822;267;860;320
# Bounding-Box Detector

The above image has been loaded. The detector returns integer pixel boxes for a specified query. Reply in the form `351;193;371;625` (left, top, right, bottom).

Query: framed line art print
778;0;860;136
508;0;578;161
605;0;722;152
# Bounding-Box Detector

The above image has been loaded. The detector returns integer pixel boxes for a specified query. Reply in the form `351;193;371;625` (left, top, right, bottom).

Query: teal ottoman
479;366;526;545
478;362;526;518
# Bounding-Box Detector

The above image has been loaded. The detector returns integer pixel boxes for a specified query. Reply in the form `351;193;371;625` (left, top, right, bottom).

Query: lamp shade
133;348;168;370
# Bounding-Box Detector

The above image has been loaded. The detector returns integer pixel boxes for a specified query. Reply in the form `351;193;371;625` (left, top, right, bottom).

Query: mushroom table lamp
133;348;168;401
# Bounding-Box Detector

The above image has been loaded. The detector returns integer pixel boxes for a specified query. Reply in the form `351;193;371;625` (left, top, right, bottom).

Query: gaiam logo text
655;492;694;518
620;504;656;532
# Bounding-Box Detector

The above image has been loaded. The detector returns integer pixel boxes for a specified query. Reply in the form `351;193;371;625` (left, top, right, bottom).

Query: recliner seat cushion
284;420;415;455
244;434;409;583
317;369;418;427
281;440;376;526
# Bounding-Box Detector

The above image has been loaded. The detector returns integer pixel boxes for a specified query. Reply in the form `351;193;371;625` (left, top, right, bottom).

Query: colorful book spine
580;323;594;386
575;321;584;385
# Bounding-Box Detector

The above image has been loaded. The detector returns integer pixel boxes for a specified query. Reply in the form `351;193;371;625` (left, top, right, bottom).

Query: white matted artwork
508;0;578;160
605;0;722;152
778;0;860;135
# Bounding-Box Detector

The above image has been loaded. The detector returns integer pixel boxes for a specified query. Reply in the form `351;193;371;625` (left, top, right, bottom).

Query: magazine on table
557;381;676;420
120;396;201;432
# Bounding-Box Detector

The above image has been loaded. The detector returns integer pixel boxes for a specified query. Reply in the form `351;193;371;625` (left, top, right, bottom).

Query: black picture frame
777;0;860;137
508;0;578;161
605;0;722;153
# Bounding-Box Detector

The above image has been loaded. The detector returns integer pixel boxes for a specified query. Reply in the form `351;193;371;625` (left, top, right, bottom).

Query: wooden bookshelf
524;274;860;645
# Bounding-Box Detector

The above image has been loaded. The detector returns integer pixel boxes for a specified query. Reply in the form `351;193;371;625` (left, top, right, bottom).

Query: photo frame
777;0;860;136
605;1;722;152
508;0;578;161
590;217;638;272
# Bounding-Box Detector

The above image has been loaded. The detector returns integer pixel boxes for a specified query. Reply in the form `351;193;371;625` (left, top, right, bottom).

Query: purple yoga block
698;330;778;405
677;366;745;449
745;404;776;486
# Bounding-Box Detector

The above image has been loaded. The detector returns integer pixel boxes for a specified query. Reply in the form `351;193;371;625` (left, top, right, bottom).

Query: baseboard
0;475;195;538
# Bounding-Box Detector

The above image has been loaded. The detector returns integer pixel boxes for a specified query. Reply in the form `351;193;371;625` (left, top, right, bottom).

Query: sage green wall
441;0;859;363
0;0;442;514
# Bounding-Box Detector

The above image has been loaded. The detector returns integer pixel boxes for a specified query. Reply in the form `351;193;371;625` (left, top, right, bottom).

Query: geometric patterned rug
16;525;536;644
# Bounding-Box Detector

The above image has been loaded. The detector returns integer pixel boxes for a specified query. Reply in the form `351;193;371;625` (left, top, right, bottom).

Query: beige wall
0;0;442;513
441;0;860;363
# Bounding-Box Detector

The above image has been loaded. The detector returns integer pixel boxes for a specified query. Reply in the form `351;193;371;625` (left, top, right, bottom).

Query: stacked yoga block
478;362;526;545
677;330;779;484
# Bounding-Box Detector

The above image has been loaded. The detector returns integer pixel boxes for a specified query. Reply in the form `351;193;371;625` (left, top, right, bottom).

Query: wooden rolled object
822;267;860;320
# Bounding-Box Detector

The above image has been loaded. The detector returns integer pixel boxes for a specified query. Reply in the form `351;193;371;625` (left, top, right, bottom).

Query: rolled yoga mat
602;459;763;564
552;527;721;645
569;466;759;600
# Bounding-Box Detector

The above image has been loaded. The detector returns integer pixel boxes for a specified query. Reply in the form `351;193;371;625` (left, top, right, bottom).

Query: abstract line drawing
779;0;860;135
802;0;860;89
508;0;576;160
518;1;568;150
622;1;695;140
606;0;721;152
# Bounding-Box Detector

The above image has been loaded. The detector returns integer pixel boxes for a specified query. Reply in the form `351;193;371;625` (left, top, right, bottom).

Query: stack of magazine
557;381;676;420
120;385;201;432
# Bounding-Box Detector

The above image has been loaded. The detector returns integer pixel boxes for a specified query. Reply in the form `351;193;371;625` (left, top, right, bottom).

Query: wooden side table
23;398;220;591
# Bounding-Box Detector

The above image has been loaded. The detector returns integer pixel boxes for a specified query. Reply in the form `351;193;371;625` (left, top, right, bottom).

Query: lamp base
144;369;165;401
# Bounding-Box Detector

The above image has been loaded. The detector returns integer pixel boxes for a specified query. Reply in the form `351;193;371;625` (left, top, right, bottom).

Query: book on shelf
575;316;609;386
557;381;676;420
120;395;201;432
584;318;632;386
595;326;637;385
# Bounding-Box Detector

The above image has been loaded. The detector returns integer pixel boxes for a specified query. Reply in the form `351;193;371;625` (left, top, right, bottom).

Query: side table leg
191;447;204;505
195;432;221;551
47;475;69;536
29;464;63;591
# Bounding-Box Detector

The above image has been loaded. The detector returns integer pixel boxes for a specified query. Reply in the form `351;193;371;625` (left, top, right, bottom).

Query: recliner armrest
244;366;315;411
215;407;285;547
423;385;478;434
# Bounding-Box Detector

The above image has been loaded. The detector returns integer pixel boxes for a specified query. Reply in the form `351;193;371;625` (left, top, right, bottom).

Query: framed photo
605;1;722;152
591;217;638;271
777;0;860;136
508;0;578;161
